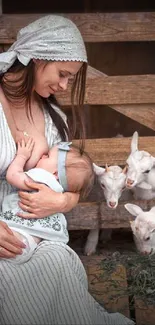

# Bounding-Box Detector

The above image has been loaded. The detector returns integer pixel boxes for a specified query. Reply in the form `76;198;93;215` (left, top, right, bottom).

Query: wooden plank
57;74;155;105
87;67;155;131
109;104;155;131
0;1;2;15
72;136;155;166
80;255;130;318
1;13;155;43
135;299;155;325
66;199;149;230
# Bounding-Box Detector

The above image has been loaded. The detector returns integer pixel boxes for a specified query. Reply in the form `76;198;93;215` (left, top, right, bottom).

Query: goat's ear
124;203;142;217
137;181;152;190
131;131;138;153
122;165;128;174
150;206;155;214
93;163;105;175
152;157;155;165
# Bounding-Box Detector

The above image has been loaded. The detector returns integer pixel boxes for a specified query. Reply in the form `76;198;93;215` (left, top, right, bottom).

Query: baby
0;139;95;264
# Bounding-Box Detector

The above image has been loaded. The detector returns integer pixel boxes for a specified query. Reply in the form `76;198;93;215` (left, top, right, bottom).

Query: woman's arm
17;178;79;219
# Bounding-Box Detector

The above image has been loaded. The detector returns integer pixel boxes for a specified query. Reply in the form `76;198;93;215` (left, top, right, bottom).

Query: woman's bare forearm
60;192;80;213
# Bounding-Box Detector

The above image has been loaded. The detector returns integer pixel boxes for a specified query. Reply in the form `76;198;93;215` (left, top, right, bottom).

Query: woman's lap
0;241;134;325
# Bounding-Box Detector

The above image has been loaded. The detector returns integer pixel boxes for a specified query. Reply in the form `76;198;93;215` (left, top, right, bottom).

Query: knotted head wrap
0;15;87;73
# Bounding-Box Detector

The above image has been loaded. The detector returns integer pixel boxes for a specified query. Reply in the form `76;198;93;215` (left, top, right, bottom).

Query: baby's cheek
24;144;48;171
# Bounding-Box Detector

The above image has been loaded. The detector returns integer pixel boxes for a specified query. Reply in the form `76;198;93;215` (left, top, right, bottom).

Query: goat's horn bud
122;165;128;174
105;163;109;172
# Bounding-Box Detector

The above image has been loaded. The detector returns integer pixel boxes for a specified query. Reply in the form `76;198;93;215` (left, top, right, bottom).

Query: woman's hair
0;59;87;149
66;145;95;200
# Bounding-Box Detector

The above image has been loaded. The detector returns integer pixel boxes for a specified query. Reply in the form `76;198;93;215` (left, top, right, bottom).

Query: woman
0;15;134;325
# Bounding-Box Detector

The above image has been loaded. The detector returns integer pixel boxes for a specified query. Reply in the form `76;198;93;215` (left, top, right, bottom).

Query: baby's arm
6;138;35;190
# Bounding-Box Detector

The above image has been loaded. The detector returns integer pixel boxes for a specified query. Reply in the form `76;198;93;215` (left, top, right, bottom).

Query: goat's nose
142;251;149;255
109;201;116;208
126;178;134;186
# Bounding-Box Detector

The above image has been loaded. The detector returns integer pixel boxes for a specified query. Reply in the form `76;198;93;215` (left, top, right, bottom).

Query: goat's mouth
108;202;117;209
126;180;136;189
150;248;154;255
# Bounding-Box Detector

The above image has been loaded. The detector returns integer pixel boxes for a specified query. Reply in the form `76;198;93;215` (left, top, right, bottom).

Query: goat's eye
122;186;126;191
101;184;105;189
143;169;150;174
145;236;150;241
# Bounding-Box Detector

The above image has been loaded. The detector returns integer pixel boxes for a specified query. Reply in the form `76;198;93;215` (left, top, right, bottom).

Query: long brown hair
0;59;87;149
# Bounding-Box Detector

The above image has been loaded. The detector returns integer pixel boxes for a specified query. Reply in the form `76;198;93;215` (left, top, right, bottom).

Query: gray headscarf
0;15;87;73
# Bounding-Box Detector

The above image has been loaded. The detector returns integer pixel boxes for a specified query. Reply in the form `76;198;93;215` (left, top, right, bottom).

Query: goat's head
125;203;155;255
126;131;155;188
93;163;127;209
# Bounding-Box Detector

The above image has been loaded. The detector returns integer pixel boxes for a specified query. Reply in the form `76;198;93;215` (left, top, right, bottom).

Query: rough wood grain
66;199;150;230
72;136;155;166
87;67;155;130
110;104;155;131
135;299;155;325
57;74;155;105
0;13;155;43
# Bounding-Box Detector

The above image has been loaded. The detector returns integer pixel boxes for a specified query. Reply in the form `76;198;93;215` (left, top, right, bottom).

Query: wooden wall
0;4;155;229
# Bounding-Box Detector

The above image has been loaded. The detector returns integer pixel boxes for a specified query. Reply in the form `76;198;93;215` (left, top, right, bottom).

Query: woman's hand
0;221;26;258
17;178;79;219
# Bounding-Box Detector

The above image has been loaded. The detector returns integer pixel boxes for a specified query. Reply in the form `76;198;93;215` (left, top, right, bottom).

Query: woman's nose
59;78;68;91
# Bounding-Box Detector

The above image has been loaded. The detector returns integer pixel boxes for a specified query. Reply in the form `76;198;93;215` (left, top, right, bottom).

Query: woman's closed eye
59;72;67;78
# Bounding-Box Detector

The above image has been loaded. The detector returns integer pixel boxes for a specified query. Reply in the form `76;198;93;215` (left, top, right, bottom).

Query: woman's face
33;60;83;98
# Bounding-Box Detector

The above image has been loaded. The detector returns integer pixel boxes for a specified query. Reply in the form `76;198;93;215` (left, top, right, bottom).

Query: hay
100;251;155;305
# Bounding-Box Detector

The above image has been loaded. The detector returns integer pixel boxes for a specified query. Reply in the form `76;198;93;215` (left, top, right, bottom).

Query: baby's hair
65;144;95;200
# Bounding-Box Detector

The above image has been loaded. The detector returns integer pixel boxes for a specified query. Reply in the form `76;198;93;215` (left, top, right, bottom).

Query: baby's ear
93;163;105;176
124;203;142;217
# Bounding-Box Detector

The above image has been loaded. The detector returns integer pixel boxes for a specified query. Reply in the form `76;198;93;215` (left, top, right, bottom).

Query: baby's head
36;142;95;199
65;144;95;199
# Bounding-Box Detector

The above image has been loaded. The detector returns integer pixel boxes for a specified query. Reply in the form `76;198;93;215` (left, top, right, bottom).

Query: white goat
125;203;155;255
126;131;155;200
84;164;128;255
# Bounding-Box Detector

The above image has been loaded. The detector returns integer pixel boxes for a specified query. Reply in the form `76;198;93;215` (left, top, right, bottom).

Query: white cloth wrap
0;15;87;73
1;168;69;243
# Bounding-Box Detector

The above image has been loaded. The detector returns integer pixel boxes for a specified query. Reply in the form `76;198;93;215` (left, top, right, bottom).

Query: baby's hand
17;138;35;161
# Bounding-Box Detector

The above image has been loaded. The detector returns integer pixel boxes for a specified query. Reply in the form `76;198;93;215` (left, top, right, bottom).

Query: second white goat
126;131;155;200
125;203;155;255
84;164;128;255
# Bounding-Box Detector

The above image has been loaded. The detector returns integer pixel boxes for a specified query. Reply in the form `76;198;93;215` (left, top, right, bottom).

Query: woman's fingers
18;198;30;206
18;201;34;213
17;211;37;218
0;241;23;255
0;247;18;259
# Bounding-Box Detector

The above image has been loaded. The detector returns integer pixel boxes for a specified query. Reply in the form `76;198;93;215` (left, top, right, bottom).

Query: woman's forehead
55;61;83;73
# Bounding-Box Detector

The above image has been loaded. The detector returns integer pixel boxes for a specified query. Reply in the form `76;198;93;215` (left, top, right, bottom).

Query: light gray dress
0;102;134;325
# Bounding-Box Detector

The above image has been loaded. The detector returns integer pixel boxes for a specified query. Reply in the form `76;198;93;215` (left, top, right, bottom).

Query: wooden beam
72;137;155;166
0;12;155;44
0;1;2;15
57;74;155;105
110;104;155;131
88;68;155;130
66;199;152;230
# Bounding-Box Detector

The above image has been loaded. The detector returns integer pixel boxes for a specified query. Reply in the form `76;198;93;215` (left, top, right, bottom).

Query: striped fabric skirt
0;241;134;325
